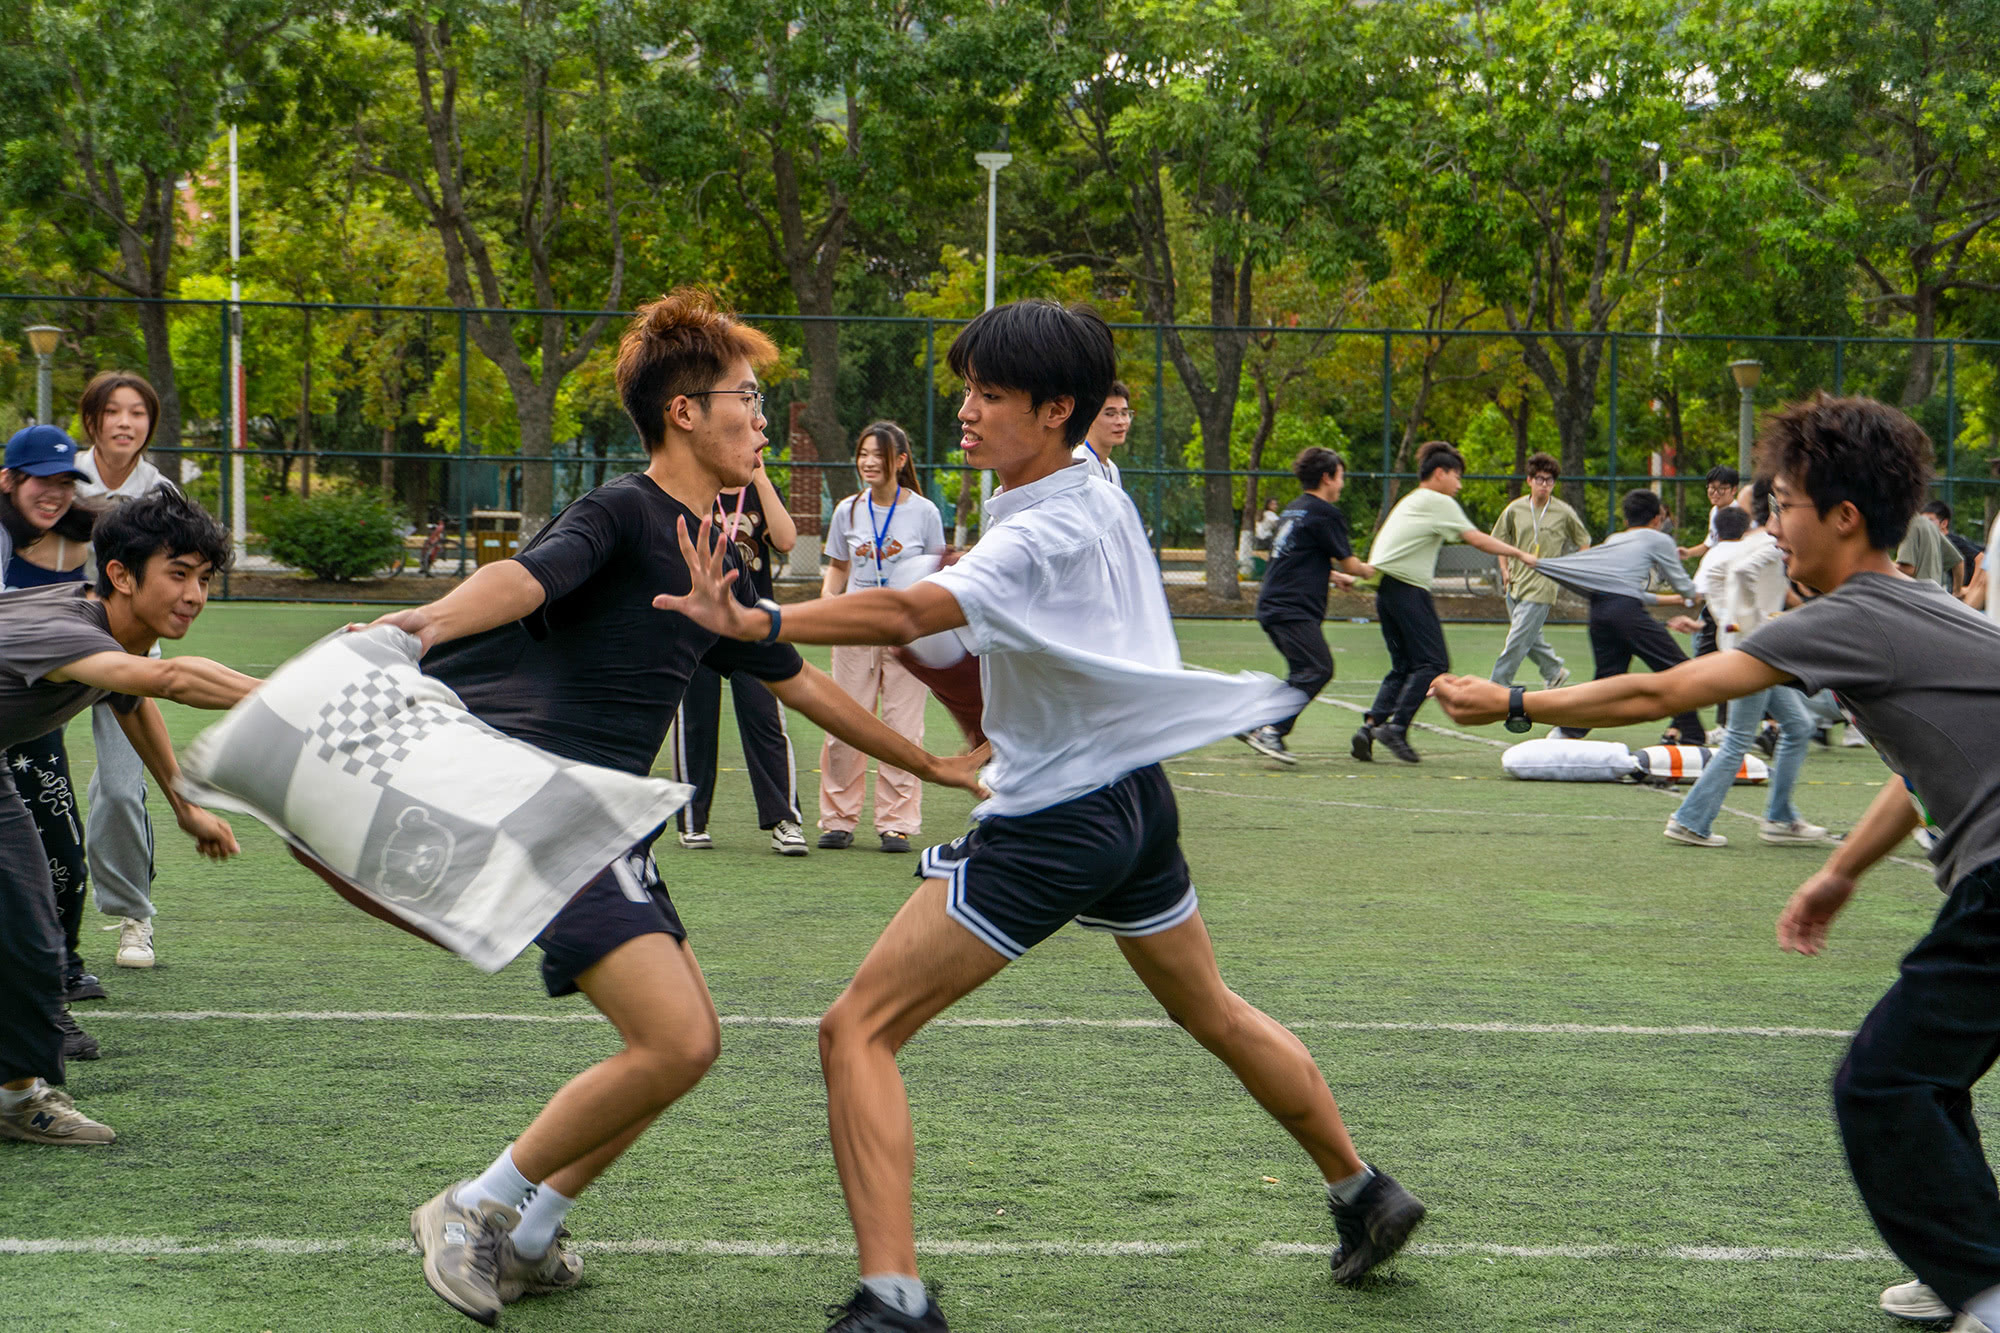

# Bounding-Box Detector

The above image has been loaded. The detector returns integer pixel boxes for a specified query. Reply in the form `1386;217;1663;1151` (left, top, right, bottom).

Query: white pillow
1501;738;1635;782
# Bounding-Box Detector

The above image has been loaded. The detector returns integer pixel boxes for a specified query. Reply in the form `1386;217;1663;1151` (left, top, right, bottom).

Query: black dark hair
1706;465;1740;488
0;473;98;548
93;490;231;587
1750;476;1772;526
1293;446;1345;491
1622;487;1664;527
946;301;1116;447
1525;451;1560;480
1756;393;1932;551
1416;441;1466;480
1712;506;1750;542
1106;380;1131;402
1923;498;1953;525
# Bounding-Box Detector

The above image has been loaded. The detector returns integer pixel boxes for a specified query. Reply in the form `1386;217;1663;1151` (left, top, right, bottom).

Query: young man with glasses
1073;379;1130;486
1488;452;1589;689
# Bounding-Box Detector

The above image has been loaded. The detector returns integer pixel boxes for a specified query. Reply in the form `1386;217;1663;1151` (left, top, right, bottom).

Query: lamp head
25;325;61;358
1729;359;1763;391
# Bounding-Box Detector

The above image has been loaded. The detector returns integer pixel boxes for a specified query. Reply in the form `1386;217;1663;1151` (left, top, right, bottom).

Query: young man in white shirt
659;300;1426;1333
1072;378;1129;486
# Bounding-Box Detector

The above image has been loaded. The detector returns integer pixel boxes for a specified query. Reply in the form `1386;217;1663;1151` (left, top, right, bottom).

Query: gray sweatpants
1490;598;1566;687
88;699;155;922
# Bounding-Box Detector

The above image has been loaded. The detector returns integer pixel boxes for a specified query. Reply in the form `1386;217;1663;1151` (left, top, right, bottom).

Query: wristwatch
1504;684;1532;734
754;597;783;644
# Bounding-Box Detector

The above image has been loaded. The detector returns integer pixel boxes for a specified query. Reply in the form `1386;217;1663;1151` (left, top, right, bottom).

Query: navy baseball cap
4;425;88;479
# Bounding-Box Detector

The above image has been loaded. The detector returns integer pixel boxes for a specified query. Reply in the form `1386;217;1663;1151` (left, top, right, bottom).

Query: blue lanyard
867;489;900;579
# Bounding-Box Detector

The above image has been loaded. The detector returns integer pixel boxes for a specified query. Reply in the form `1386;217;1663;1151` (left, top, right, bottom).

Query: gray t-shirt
0;585;138;751
1537;527;1696;602
1738;571;2000;888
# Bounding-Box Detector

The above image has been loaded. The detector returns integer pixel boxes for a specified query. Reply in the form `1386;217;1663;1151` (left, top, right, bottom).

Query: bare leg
818;878;1010;1277
509;933;721;1186
1116;913;1364;1181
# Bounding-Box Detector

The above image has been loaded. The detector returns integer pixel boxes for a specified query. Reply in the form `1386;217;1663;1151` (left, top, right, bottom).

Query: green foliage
261;488;407;581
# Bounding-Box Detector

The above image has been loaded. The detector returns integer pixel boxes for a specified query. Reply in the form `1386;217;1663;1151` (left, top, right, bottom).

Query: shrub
263;490;407;582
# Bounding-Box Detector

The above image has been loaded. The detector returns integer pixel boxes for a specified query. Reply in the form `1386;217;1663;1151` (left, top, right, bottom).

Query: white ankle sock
456;1146;535;1213
511;1182;576;1258
1327;1164;1375;1205
1;1079;41;1110
862;1274;928;1316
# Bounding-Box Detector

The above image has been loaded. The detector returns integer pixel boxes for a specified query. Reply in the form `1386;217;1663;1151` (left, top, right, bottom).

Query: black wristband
1505;684;1532;734
754;597;782;644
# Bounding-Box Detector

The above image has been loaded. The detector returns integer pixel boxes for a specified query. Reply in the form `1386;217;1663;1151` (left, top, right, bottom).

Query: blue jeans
1670;684;1813;836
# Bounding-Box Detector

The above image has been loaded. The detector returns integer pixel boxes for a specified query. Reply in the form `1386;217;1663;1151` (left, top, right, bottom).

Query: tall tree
0;0;296;449
346;1;639;531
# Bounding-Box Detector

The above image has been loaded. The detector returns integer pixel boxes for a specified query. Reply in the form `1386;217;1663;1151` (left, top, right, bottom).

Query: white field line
1172;782;1665;822
74;1010;1857;1038
0;1234;1891;1264
1311;694;1509;749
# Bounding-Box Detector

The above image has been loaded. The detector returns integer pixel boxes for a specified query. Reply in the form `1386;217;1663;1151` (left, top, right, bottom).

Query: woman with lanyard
73;372;177;972
0;425;105;1057
817;420;945;852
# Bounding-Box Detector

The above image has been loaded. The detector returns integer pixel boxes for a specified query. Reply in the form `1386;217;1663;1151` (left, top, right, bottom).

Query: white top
76;450;175;503
930;465;1300;818
1702;529;1789;650
1071;442;1122;489
1705;504;1725;548
825;488;946;591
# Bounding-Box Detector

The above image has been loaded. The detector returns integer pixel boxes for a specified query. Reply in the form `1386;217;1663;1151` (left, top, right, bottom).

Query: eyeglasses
1101;408;1134;420
1768;499;1816;515
686;390;765;413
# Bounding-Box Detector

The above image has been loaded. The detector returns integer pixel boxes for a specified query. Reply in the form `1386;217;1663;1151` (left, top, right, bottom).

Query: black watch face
1505;715;1533;733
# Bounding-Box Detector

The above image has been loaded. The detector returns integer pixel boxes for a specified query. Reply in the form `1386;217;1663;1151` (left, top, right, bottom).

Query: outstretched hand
930;742;993;799
1777;868;1858;955
1429;674;1510;726
651;515;759;640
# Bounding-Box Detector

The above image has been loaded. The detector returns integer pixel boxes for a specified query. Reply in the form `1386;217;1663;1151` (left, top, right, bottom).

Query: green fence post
218;300;232;600
1153;322;1165;558
1379;332;1393;517
456;311;471;576
1945;339;1958;512
922;317;936;506
1607;334;1619;527
1833;337;1844;395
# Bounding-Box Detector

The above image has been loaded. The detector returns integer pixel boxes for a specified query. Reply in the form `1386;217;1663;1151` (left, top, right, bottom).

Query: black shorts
919;764;1195;960
535;836;685;997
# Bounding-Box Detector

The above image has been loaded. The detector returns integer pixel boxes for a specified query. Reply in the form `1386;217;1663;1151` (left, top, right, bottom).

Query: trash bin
471;510;522;567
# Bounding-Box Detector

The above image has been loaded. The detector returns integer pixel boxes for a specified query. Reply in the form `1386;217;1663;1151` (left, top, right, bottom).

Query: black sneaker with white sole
1239;725;1297;765
1329;1169;1427;1285
64;970;107;1003
1350;724;1375;762
824;1287;949;1332
1375;724;1421;764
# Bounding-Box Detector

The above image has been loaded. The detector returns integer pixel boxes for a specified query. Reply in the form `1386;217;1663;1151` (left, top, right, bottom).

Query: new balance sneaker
818;829;855;850
1664;820;1728;848
0;1082;115;1145
64;970;107;1003
57;1007;99;1061
770;820;809;857
1328;1169;1427;1285
1879;1278;1951;1323
114;916;154;969
824;1286;949;1332
411;1183;517;1327
677;829;714;850
1350;724;1375;762
1375;724;1421;764
1760;819;1829;846
497;1226;582;1303
1238;725;1297;765
879;833;911;854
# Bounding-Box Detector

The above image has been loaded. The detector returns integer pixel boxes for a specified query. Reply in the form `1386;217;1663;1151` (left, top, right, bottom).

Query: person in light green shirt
1489;452;1591;687
1354;441;1538;763
1896;510;1961;592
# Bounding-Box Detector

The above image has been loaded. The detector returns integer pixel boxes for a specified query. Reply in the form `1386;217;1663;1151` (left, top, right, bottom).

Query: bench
1434;544;1500;593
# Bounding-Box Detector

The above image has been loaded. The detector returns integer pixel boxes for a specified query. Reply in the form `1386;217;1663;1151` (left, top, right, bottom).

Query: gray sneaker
411;1183;516;1326
498;1226;583;1302
1238;725;1297;765
1879;1278;1951;1323
0;1082;115;1145
770;820;810;857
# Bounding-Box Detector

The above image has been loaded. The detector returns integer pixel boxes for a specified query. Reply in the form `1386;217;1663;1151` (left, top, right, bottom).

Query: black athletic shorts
535;833;685;997
918;764;1195;960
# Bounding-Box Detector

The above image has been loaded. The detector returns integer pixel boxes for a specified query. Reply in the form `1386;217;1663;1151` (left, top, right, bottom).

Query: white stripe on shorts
1074;883;1200;938
940;859;1028;960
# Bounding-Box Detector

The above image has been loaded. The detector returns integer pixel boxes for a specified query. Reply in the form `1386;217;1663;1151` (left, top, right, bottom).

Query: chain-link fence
3;293;1996;602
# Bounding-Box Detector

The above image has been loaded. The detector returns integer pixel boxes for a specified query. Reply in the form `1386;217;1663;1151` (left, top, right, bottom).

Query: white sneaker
1664;820;1728;847
770;820;809;857
1760;819;1829;845
0;1082;116;1144
1545;666;1571;689
1881;1278;1952;1323
677;830;713;850
115;916;154;969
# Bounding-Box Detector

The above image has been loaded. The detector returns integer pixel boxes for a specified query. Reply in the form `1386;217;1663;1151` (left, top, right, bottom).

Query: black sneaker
818;830;855;850
1350;724;1375;762
64;970;108;1003
825;1287;948;1332
1329;1169;1426;1285
57;1007;100;1061
1376;725;1421;764
1239;726;1297;765
1755;724;1778;759
879;833;911;854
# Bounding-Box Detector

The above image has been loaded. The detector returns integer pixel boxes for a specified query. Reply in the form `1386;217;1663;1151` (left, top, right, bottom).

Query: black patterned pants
5;729;88;973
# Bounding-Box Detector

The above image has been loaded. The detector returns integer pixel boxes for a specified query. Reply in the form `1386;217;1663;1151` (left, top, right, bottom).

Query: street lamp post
24;326;61;425
228;121;248;564
960;130;1012;546
1728;360;1762;479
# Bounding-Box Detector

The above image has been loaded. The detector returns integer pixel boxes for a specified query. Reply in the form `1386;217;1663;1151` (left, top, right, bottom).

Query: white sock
456;1145;535;1213
862;1274;929;1316
511;1182;576;1258
1;1079;42;1110
1966;1284;2000;1332
1327;1164;1376;1205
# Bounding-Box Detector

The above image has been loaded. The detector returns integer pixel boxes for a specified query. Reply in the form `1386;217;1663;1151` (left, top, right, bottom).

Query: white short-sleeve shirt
1071;442;1122;489
929;466;1299;817
825;489;946;591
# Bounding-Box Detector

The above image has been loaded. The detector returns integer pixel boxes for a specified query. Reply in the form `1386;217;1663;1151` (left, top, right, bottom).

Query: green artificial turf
4;606;1953;1331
